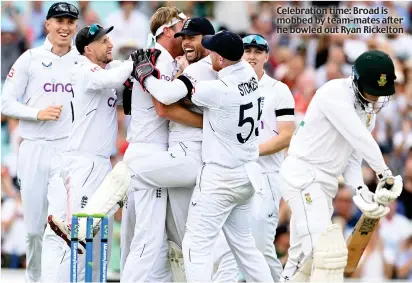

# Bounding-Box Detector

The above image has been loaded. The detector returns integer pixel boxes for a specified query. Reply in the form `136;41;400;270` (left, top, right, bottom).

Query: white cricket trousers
214;172;284;281
182;163;274;283
126;141;203;246
58;152;114;283
122;141;235;281
17;138;68;282
279;156;337;280
121;143;172;282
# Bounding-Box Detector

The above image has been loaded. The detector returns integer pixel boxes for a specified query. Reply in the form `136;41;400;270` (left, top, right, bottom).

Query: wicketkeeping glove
353;185;390;219
145;48;162;79
130;49;158;92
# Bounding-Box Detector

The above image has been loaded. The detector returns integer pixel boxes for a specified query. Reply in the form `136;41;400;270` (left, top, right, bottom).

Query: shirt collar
43;35;75;53
217;60;245;78
259;71;272;86
43;36;54;51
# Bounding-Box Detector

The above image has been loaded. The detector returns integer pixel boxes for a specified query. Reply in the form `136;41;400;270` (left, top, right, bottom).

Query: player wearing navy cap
1;2;82;281
133;30;274;282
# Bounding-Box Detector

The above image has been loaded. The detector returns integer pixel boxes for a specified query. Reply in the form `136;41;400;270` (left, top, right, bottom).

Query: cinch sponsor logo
107;97;117;107
161;74;172;81
43;83;72;93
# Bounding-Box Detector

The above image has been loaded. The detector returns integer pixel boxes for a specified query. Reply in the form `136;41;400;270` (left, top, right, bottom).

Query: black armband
177;75;194;101
123;77;133;115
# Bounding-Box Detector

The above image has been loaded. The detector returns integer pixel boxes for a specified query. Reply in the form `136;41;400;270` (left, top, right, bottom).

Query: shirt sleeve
274;81;295;122
144;76;188;105
192;79;225;108
143;59;197;105
342;150;364;189
318;91;388;175
85;61;133;91
1;50;41;121
108;60;128;105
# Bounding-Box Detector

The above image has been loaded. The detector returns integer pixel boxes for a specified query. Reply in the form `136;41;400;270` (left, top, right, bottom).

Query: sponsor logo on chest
43;82;72;93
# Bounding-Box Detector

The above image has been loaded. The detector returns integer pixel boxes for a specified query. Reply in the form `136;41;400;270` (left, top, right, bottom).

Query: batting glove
375;175;403;206
353;185;390;219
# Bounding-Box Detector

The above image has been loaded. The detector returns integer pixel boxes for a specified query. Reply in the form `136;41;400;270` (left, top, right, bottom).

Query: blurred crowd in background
1;1;412;280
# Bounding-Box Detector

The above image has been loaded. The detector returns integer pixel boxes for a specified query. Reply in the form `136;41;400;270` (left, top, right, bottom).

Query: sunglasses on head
243;34;269;52
53;3;79;15
87;24;103;38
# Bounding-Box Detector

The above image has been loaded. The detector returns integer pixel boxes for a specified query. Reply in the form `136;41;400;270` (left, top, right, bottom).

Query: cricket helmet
353;50;396;97
352;50;396;112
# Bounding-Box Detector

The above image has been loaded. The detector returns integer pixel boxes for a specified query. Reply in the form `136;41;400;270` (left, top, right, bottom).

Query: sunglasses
87;24;103;38
52;3;79;15
243;34;269;52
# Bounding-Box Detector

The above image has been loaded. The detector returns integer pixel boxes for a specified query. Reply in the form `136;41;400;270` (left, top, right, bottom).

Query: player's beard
185;50;200;64
99;53;113;65
185;46;207;64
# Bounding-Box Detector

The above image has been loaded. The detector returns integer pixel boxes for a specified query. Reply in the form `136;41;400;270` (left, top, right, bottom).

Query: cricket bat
344;177;394;276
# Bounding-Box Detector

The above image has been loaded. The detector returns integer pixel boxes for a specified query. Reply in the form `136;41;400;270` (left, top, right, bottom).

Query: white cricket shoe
48;215;86;254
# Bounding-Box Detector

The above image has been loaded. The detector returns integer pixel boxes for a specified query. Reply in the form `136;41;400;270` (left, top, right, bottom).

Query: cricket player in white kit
132;17;244;282
46;8;206;281
121;14;214;282
50;24;135;282
280;50;404;282
214;34;295;282
168;30;274;282
1;3;82;281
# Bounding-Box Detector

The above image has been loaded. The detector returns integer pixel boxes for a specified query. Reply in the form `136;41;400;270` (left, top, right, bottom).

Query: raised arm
86;61;133;91
144;75;190;105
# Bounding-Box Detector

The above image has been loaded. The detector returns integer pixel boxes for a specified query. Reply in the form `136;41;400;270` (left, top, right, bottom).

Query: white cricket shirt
192;60;262;168
126;42;175;146
257;73;295;173
288;77;388;185
66;58;133;158
143;55;218;145
168;56;217;145
1;37;84;140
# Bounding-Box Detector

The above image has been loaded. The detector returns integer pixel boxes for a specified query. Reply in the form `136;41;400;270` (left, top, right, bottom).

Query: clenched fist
37;105;63;121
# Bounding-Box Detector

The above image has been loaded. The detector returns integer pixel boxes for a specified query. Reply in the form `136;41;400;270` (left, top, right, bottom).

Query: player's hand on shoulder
37;105;63;121
352;184;389;219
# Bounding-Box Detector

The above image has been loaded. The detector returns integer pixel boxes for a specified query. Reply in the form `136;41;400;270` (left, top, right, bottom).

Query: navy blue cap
46;2;79;20
174;17;215;38
76;24;114;55
201;31;244;61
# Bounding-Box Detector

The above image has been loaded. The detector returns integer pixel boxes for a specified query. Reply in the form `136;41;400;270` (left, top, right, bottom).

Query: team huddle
1;1;405;283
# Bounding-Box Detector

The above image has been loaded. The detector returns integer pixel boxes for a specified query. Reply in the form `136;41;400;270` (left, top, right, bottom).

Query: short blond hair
150;6;183;36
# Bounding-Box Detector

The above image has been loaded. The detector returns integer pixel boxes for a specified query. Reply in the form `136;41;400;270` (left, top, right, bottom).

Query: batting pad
168;240;187;282
311;224;348;282
286;258;313;282
77;161;131;241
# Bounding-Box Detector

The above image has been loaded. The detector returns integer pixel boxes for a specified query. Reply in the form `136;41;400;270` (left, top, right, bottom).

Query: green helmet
353;50;396;97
